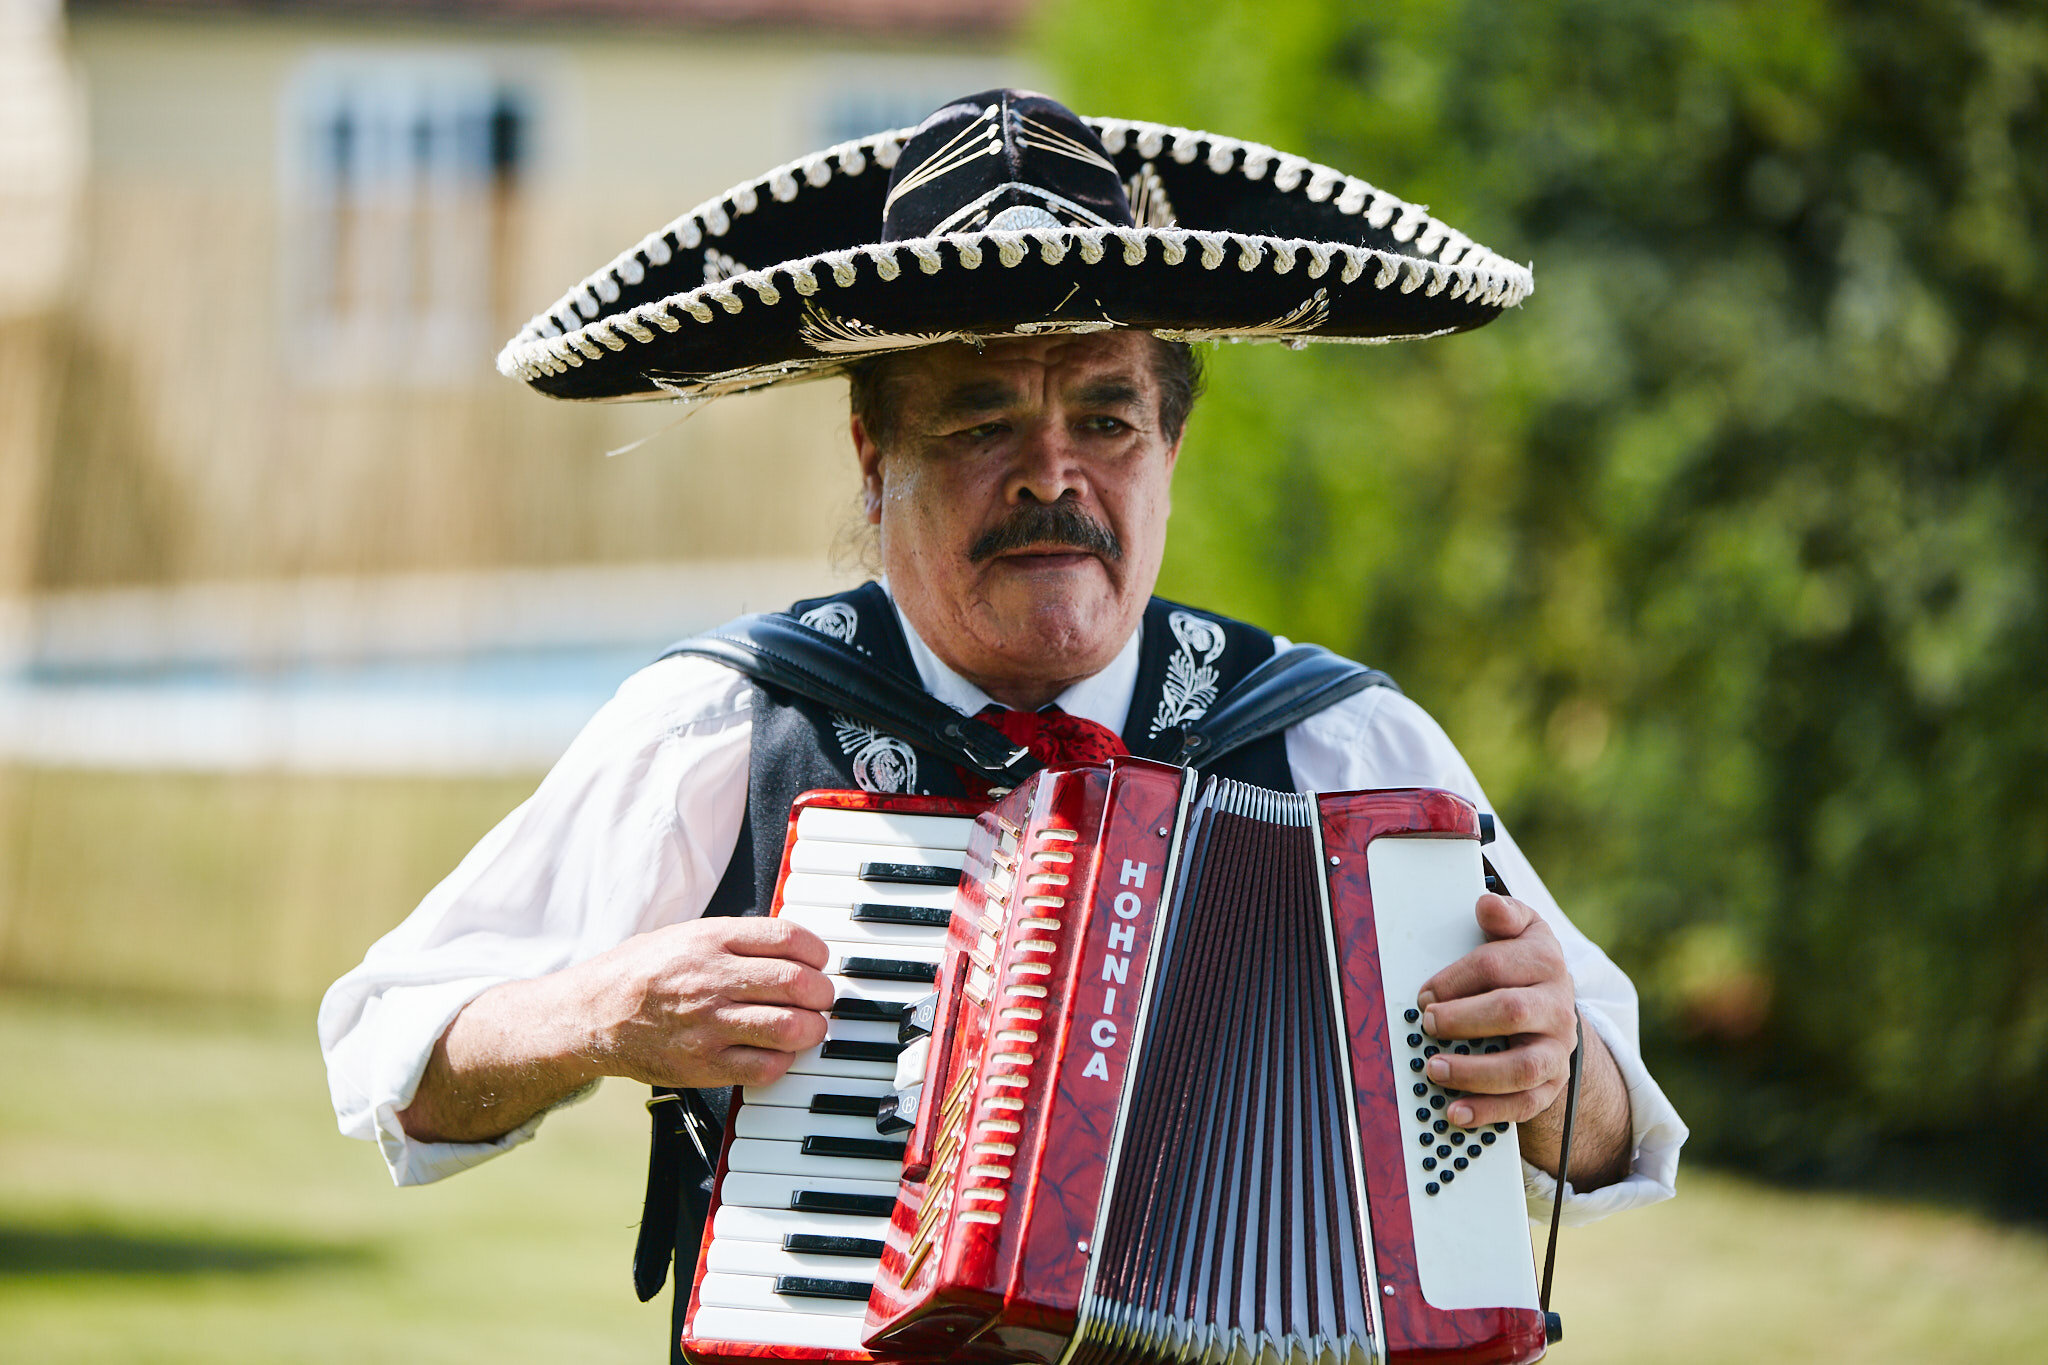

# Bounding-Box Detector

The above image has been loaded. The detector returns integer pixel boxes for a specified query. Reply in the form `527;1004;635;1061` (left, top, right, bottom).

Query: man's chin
973;563;1129;652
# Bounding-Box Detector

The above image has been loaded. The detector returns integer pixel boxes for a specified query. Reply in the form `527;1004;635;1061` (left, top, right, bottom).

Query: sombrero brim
497;118;1532;403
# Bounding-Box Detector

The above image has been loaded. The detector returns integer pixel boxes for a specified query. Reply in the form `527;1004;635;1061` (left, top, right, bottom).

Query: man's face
853;331;1183;709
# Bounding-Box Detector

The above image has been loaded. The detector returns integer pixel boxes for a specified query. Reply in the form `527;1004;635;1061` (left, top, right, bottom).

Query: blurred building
2;0;1040;771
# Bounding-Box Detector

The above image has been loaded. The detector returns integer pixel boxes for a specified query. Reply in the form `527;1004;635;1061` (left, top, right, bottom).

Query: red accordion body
683;757;1547;1365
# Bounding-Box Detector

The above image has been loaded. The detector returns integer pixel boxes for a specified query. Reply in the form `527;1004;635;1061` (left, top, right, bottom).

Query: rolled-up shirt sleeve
1285;679;1687;1224
317;656;754;1187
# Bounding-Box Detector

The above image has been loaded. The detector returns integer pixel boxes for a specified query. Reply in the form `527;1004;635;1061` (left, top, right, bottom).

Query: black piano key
820;1039;903;1063
858;862;962;887
774;1275;873;1301
840;956;938;983
783;1233;887;1258
875;1085;919;1135
850;902;953;929
830;997;909;1022
897;992;940;1043
789;1190;896;1217
802;1135;907;1162
809;1093;884;1117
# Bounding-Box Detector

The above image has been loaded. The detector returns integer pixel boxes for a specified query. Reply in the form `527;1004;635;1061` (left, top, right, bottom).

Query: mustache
968;500;1124;564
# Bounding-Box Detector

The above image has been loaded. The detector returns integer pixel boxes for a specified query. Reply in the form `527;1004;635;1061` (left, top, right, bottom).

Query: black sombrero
497;89;1531;403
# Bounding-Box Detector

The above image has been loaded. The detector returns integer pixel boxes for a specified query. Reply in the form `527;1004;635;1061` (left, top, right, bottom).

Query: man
322;88;1683;1339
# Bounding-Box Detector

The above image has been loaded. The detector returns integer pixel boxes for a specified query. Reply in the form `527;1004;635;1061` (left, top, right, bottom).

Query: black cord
1539;1011;1584;1316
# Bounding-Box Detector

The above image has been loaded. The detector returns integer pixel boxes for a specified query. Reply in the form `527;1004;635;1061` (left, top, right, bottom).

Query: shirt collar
884;584;1143;736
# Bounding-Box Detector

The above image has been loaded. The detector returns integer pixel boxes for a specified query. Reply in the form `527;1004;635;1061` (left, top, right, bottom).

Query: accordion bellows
683;758;1548;1365
1073;784;1375;1365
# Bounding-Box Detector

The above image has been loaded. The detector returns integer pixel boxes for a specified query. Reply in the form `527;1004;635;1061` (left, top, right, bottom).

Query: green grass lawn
3;989;2047;1364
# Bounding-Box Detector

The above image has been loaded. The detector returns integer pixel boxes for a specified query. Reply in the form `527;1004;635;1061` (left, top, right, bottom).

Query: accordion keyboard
690;803;978;1352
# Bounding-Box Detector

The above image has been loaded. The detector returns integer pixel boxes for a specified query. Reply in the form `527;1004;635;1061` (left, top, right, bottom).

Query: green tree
1041;0;2048;1207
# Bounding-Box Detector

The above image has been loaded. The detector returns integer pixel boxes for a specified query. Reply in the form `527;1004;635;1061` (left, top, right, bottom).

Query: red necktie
958;704;1128;798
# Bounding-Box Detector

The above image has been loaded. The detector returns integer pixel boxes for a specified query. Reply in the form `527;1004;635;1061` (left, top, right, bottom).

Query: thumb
1476;891;1539;941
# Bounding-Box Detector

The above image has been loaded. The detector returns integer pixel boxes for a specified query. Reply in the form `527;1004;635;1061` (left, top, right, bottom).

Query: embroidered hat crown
882;90;1134;240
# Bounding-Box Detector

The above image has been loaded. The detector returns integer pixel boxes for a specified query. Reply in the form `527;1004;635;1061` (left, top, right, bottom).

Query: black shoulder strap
633;1087;720;1304
1143;644;1400;769
664;614;1037;780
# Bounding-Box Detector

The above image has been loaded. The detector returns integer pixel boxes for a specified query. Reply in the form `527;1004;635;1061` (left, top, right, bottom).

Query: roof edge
65;0;1038;38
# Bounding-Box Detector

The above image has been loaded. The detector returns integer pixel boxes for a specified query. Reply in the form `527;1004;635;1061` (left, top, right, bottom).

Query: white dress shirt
319;598;1686;1226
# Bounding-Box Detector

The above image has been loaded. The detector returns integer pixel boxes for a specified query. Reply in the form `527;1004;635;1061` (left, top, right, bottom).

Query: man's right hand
571;917;835;1089
397;917;833;1144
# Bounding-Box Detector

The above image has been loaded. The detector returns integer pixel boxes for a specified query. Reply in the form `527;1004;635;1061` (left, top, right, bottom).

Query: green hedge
1040;0;2048;1210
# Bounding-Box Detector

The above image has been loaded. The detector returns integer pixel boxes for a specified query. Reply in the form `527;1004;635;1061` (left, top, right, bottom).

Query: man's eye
956;421;1007;440
1081;415;1130;434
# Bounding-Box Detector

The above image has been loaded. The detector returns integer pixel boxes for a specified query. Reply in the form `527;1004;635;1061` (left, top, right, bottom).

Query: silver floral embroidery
832;716;919;794
1149;611;1228;736
798;601;859;644
798;301;966;356
1154;288;1331;344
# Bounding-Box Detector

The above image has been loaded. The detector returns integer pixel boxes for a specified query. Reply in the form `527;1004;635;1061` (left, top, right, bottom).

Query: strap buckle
939;717;1033;774
646;1091;714;1166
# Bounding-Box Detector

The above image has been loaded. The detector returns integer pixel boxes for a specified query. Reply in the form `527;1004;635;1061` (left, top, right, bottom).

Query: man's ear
850;414;885;525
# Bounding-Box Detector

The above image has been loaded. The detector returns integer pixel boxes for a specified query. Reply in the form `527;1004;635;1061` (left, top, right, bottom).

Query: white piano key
734;1106;897;1143
719;1171;899;1212
742;1073;892;1111
788;1043;896;1082
782;873;961;913
727;1138;903;1183
832;977;936;1008
788;841;969;876
711;1204;890;1246
893;1036;932;1091
781;903;953;949
707;1240;882;1279
697;1272;871;1317
691;1306;868;1351
794;807;976;850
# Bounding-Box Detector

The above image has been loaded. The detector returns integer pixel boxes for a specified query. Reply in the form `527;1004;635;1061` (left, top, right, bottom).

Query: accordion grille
1070;778;1376;1365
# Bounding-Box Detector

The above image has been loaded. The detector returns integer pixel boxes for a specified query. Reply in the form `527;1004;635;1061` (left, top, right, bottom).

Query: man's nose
1006;419;1086;504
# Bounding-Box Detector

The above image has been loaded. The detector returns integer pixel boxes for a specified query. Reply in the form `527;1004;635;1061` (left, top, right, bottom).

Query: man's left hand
1416;891;1633;1188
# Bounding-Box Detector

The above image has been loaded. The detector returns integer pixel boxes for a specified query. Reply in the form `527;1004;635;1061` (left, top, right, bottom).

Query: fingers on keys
1423;981;1569;1047
708;1043;803;1088
723;918;832;968
1427;1036;1570;1118
720;955;837;1012
716;1002;831;1054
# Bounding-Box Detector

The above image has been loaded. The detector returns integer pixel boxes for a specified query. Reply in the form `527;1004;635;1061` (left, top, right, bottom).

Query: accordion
683;756;1548;1365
